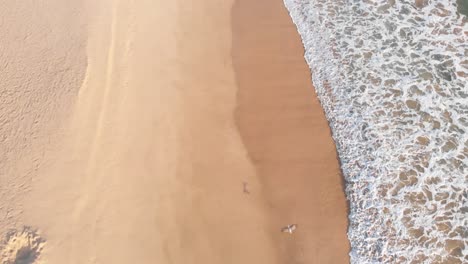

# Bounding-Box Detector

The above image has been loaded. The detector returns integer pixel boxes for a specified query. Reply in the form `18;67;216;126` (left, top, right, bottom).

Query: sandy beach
0;0;87;238
1;0;349;263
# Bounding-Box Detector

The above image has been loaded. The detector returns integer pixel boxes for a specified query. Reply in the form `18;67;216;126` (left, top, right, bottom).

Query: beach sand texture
1;0;350;263
0;0;87;237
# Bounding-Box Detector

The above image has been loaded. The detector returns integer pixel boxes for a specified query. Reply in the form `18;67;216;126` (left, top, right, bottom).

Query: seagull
281;224;297;234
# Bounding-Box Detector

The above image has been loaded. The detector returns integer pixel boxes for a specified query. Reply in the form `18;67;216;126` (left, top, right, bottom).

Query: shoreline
1;0;350;263
232;0;350;262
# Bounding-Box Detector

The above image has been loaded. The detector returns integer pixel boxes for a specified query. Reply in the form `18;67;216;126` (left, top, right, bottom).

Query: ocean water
283;0;467;263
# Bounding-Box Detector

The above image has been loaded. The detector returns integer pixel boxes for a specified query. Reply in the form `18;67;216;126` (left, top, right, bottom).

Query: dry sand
0;0;349;263
0;0;87;237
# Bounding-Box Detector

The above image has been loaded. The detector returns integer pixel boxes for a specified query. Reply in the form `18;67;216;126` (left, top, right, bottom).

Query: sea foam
283;0;467;263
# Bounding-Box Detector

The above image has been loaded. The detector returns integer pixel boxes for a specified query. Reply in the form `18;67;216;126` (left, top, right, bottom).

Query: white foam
283;0;467;262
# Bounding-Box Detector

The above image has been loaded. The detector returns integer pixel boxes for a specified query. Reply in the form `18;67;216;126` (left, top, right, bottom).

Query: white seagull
281;224;297;234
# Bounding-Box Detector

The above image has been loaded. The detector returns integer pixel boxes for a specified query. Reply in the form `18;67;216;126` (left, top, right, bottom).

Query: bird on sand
281;224;297;234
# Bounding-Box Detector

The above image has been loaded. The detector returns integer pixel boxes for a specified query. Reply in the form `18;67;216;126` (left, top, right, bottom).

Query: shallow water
283;0;467;263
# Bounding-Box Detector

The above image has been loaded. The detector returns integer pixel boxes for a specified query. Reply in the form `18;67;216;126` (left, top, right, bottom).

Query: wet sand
232;0;350;262
0;0;349;263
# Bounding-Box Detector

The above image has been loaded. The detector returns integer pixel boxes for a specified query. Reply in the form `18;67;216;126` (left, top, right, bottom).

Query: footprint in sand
0;227;45;264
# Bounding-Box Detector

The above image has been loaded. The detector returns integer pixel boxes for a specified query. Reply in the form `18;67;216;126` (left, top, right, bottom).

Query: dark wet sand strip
232;0;351;262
